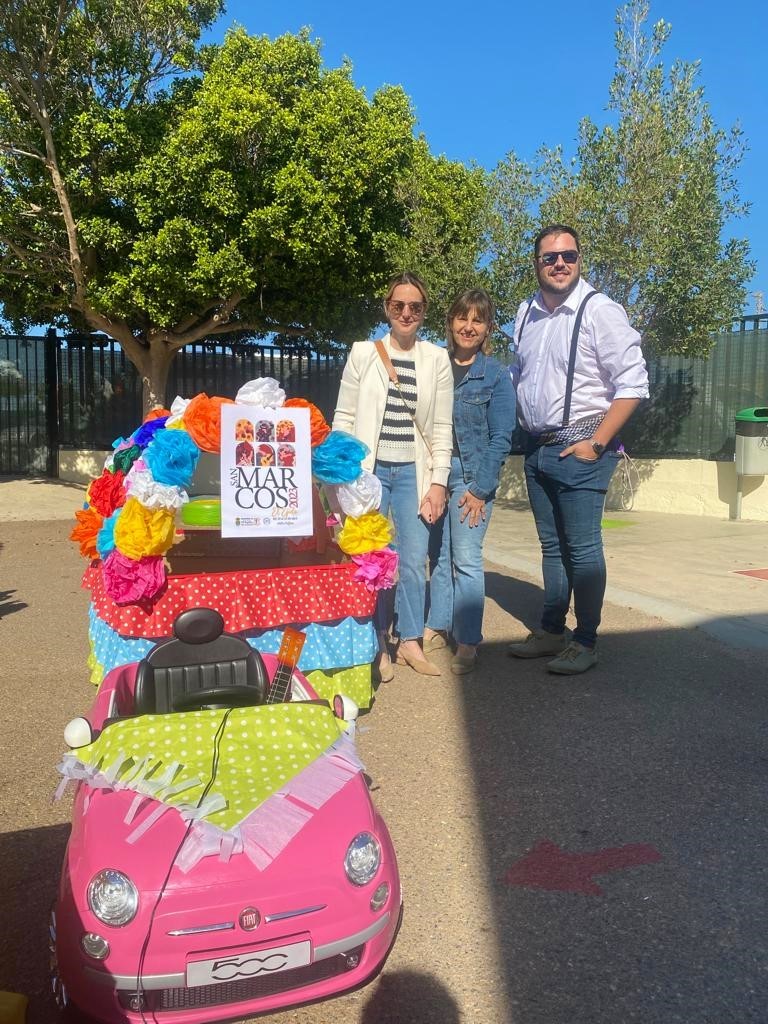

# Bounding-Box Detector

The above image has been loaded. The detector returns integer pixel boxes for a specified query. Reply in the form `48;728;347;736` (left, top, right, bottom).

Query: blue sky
210;0;768;315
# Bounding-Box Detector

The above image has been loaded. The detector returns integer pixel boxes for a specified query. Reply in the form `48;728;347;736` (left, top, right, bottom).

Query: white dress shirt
514;277;649;434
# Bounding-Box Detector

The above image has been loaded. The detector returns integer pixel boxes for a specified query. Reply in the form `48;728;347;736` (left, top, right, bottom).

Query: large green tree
0;1;486;409
488;0;753;355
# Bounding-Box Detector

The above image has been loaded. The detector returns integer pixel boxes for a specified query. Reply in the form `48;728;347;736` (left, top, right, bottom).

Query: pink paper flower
102;549;167;605
351;547;399;592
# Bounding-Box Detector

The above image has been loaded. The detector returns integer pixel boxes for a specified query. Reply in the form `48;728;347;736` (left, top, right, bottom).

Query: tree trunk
134;340;178;416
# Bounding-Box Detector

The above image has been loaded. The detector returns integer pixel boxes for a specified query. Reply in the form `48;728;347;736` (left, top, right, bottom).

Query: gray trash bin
735;407;768;476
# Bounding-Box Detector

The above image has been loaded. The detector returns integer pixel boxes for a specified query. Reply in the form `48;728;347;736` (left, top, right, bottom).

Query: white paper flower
235;377;286;409
165;395;190;426
124;466;189;510
331;471;383;518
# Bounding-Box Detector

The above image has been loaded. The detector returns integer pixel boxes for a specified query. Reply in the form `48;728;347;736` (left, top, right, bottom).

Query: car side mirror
332;694;359;723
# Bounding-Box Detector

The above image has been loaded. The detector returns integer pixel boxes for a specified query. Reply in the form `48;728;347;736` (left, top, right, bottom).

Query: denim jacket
453;351;517;500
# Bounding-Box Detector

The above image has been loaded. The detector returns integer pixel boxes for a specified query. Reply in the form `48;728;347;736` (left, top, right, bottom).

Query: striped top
376;353;417;462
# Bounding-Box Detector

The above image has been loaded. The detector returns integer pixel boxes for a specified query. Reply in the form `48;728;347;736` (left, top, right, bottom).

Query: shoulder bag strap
373;338;432;457
562;290;598;427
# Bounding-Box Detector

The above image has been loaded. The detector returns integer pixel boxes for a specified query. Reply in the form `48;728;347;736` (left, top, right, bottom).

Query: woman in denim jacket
425;288;516;673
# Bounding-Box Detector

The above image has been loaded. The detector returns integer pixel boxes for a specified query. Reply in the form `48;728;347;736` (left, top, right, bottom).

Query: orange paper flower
283;398;331;447
144;407;171;421
183;393;235;453
70;506;104;559
113;497;176;560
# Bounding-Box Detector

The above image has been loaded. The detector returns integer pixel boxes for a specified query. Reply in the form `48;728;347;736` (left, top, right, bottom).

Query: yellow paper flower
337;511;392;555
113;497;176;560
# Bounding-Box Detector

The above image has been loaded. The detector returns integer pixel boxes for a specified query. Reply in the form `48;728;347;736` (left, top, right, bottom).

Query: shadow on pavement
0;823;70;1024
362;970;460;1023
461;620;768;1024
0;588;28;618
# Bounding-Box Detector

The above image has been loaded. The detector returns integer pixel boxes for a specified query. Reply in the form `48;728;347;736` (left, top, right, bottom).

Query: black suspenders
517;291;598;427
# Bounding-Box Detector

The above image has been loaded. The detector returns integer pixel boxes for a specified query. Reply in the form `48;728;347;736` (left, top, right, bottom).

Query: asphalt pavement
2;476;768;1024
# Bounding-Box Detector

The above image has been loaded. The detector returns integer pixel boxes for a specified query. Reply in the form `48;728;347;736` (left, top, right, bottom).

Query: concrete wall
498;454;768;522
59;448;768;522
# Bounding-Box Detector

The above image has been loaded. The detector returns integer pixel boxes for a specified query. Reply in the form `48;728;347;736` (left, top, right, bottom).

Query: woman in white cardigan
332;272;453;677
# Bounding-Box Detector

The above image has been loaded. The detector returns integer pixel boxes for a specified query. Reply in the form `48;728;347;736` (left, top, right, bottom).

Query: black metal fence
2;317;768;476
56;336;347;451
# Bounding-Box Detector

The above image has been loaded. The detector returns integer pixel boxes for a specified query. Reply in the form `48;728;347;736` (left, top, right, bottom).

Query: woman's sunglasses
387;300;426;316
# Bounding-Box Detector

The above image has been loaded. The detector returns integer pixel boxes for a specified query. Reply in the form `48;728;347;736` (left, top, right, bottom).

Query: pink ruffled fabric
350;547;399;592
102;549;167;605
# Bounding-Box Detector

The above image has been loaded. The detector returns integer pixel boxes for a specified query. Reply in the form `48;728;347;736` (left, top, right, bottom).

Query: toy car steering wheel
173;686;265;712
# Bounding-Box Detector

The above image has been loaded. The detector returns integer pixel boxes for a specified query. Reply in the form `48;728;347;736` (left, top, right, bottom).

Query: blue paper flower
96;509;121;557
312;430;369;484
132;416;169;449
144;429;200;488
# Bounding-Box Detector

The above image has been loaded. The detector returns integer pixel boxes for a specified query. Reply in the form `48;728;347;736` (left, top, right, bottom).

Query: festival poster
220;404;313;537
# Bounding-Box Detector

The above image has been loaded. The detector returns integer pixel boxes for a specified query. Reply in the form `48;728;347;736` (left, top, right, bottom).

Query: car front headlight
344;832;381;886
88;869;139;927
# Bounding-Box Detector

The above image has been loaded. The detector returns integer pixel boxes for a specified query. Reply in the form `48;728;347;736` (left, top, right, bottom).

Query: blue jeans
524;443;619;648
427;457;493;646
374;460;431;641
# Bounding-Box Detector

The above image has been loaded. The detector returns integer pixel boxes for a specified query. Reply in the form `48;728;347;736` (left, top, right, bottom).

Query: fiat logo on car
239;908;261;931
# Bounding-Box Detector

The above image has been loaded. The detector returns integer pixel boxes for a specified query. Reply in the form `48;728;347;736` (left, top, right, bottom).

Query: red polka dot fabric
84;563;376;637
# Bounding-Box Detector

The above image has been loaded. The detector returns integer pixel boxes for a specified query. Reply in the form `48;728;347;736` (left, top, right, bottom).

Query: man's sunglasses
536;250;580;266
387;300;426;316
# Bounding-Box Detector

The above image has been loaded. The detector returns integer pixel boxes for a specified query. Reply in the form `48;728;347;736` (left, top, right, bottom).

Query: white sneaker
507;629;570;659
546;641;598;675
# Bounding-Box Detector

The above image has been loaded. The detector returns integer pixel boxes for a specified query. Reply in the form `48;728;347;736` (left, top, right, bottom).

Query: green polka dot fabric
72;704;345;832
306;665;373;708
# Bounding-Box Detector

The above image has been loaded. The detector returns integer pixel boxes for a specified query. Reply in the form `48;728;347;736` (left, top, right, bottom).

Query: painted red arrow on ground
503;839;662;895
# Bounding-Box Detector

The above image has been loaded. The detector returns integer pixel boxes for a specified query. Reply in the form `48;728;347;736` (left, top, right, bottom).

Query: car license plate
186;939;311;987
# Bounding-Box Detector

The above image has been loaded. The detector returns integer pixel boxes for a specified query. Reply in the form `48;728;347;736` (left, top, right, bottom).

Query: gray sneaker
507;629;570;659
547;641;598;675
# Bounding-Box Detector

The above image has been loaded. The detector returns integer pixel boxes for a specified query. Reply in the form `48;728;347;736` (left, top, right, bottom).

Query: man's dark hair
533;223;581;256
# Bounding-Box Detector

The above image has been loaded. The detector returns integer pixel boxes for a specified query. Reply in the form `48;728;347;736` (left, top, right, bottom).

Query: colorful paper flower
330;470;382;518
183;393;235;453
312;431;369;484
113;497;176;560
132;416;169;449
124;465;189;510
236;377;286;409
112;444;142;474
337;511;392;555
88;468;127;518
283;398;331;447
102;550;167;605
351;547;399;592
96;509;121;557
70;506;103;559
165;396;190;426
144;429;200;488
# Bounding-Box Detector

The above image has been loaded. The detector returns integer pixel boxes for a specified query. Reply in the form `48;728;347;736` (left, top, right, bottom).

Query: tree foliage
488;0;753;356
0;1;486;408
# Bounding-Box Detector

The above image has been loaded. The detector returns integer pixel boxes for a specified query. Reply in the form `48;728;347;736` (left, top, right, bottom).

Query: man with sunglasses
508;224;648;674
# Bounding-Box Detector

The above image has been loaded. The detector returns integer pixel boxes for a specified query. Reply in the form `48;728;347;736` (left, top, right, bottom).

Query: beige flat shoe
450;654;477;675
373;655;395;683
395;648;441;677
423;629;449;653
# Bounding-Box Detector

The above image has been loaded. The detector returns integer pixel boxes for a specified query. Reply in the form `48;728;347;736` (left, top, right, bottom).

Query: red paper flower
88;469;127;518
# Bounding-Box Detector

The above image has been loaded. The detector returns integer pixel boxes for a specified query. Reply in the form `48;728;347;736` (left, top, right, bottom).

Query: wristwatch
591;439;606;456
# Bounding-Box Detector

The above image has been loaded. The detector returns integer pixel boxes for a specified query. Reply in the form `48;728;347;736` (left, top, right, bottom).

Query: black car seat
133;607;268;714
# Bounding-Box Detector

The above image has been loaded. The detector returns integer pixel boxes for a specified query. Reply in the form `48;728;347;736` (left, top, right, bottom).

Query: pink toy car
52;609;401;1023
